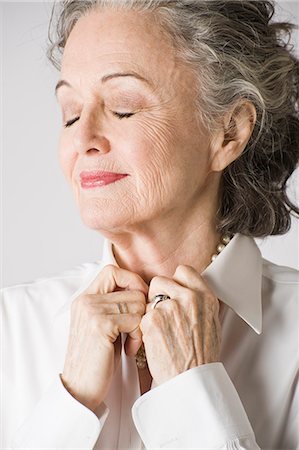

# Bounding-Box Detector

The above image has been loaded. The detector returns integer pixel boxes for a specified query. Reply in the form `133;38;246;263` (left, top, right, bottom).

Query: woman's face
57;8;216;233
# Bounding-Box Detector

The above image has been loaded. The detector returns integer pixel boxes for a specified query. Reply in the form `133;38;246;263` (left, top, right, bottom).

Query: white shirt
1;234;298;449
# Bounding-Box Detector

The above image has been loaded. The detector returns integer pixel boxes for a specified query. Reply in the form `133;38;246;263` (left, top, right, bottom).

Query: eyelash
63;111;135;128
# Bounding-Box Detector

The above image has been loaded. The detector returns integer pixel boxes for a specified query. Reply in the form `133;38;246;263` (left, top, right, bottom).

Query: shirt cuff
131;362;259;449
12;373;110;449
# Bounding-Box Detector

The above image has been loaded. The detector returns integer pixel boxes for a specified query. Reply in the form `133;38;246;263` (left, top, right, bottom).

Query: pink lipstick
80;171;128;189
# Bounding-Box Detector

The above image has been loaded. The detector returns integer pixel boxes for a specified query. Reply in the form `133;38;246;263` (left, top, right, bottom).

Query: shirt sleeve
12;373;110;449
131;362;260;449
278;370;299;449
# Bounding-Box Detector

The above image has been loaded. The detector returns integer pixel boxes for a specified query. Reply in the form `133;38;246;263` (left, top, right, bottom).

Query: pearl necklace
135;234;234;369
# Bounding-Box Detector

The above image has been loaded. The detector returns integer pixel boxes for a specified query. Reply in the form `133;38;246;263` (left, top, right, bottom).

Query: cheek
58;134;76;182
123;117;190;205
132;116;213;207
132;115;177;169
132;113;205;184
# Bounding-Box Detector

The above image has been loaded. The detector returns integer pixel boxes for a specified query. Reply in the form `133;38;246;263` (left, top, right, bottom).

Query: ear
209;100;257;172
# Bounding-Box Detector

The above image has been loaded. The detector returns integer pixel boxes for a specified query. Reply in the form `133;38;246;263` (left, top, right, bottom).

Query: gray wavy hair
47;0;299;237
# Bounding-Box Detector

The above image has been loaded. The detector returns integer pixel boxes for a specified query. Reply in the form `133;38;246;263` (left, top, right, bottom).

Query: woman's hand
139;264;222;385
61;264;148;412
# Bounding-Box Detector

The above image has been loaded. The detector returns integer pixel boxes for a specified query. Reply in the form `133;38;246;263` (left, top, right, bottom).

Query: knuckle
77;293;90;304
70;294;101;322
109;322;119;338
186;290;198;304
179;291;198;310
140;309;162;335
147;309;161;326
132;301;146;315
158;298;173;311
93;316;115;337
128;313;143;334
71;294;85;312
131;313;143;323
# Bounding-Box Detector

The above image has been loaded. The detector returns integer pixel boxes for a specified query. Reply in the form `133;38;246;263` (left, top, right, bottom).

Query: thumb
84;264;148;296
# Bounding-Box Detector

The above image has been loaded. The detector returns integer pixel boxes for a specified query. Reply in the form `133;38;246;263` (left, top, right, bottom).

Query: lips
79;170;128;189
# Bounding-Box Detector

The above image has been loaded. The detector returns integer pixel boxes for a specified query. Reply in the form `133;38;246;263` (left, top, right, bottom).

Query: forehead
60;8;178;89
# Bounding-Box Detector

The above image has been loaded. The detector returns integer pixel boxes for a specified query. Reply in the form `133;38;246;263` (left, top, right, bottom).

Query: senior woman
2;0;299;449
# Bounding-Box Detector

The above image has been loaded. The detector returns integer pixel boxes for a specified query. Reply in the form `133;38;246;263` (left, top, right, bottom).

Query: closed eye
63;111;135;128
112;111;135;119
64;117;80;128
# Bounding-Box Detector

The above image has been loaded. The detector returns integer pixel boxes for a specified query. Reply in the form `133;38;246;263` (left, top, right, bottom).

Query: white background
1;1;299;287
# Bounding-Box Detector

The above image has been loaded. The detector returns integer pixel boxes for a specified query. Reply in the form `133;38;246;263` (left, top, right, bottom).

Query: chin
79;201;133;232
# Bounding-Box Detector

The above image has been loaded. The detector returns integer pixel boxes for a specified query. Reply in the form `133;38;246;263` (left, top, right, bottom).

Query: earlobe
210;101;257;172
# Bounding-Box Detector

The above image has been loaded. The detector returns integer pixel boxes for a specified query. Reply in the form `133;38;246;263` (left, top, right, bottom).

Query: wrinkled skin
57;8;219;240
61;264;148;412
141;264;222;386
57;8;256;410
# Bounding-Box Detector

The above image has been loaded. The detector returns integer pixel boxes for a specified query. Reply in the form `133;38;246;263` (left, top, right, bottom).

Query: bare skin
61;264;149;411
56;8;256;412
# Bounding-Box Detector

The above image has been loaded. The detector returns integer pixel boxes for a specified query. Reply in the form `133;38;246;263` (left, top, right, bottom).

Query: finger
84;264;149;296
172;264;212;292
124;328;143;357
148;275;190;305
82;291;145;356
98;313;142;342
172;265;220;315
87;300;146;317
84;290;146;315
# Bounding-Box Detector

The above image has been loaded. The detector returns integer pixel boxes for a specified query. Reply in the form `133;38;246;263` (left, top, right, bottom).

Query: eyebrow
54;71;152;97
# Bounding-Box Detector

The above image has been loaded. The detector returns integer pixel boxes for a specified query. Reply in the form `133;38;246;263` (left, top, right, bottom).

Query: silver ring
151;294;171;310
117;302;129;314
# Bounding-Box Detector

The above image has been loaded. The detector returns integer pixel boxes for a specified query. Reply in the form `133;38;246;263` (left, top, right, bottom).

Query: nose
73;107;111;155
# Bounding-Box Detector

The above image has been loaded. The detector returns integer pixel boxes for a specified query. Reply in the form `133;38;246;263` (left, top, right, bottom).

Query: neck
103;209;221;287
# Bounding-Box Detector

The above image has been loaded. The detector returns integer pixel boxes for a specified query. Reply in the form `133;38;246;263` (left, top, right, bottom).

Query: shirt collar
102;233;262;335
